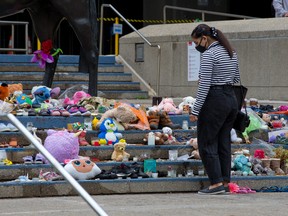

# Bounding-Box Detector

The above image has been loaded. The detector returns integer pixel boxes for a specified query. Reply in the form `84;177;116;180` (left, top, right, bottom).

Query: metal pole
99;5;105;55
6;114;108;216
25;23;28;54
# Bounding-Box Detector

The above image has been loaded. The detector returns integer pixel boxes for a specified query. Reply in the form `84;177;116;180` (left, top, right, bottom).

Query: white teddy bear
178;96;196;114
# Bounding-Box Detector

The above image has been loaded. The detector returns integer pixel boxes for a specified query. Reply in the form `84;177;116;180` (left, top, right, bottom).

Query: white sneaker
0;123;10;132
7;123;18;132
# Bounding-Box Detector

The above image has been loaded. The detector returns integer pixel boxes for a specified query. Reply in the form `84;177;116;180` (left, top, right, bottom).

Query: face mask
195;38;207;53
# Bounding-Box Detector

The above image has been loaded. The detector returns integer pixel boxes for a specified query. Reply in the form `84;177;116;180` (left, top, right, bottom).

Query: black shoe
224;186;230;193
95;170;118;179
198;185;225;195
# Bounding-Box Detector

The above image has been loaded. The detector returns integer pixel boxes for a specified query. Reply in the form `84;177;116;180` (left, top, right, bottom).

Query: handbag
232;81;250;132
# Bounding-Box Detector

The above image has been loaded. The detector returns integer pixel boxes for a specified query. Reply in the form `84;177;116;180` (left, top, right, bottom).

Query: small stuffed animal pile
162;127;180;145
64;158;101;180
111;139;130;161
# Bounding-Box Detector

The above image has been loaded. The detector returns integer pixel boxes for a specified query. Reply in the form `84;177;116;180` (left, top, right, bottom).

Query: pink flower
31;50;54;68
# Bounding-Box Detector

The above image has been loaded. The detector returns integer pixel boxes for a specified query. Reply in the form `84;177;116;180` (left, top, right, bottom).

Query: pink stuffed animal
36;129;81;164
63;91;90;107
157;97;181;114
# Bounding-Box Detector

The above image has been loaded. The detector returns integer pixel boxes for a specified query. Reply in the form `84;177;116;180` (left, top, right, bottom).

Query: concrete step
0;72;132;82
0;175;287;198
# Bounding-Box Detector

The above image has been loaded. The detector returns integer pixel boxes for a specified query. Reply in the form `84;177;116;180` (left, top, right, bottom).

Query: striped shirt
191;41;240;116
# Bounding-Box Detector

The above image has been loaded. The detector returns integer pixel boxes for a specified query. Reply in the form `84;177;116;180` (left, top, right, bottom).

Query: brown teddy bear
143;131;168;145
97;105;138;130
8;83;23;95
111;139;130;162
186;138;201;159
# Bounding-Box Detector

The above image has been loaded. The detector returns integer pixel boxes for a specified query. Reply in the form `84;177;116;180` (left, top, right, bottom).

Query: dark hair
191;24;234;58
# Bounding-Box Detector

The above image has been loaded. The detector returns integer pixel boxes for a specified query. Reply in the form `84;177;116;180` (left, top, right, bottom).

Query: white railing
163;5;257;23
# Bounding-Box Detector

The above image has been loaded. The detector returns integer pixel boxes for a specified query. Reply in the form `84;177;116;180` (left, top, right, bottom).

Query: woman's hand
189;114;198;122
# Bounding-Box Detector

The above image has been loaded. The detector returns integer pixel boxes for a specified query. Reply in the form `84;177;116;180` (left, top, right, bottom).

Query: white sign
187;42;200;81
113;24;123;35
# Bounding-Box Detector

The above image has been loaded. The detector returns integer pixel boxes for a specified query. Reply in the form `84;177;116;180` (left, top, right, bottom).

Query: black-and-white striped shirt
192;41;240;116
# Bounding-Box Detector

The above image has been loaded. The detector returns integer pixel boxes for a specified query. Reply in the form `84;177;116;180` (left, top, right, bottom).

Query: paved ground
0;192;287;216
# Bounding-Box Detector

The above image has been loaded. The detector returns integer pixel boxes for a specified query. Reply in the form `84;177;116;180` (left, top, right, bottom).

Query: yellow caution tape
98;17;199;23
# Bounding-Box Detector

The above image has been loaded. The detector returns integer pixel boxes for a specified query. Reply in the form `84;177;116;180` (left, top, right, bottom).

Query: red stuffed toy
0;83;9;101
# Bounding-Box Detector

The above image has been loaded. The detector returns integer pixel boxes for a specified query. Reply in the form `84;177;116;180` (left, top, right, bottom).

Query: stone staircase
0;114;288;198
0;54;149;99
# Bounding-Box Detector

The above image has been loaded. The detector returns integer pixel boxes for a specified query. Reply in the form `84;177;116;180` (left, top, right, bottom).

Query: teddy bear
178;96;196;114
0;83;9;101
36;129;81;164
232;154;254;176
97;118;123;145
186;138;201;159
111;139;130;161
96;104;138;130
8;83;23;96
157;97;181;114
162;126;180;144
143;131;168;145
64;158;101;180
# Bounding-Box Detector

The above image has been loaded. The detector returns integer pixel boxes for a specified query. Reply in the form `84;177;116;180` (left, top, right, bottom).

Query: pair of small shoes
23;156;33;164
95;170;118;180
198;185;226;195
0;123;18;132
0;142;9;148
49;107;70;117
39;170;62;181
34;154;44;164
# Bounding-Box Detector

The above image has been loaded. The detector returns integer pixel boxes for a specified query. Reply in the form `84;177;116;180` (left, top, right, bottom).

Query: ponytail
191;24;234;58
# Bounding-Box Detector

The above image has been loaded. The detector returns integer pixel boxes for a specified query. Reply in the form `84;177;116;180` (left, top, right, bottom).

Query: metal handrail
0;20;29;54
163;5;257;23
100;4;162;96
2;113;108;216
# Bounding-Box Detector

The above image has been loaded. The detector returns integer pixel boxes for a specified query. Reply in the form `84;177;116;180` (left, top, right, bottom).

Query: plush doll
36;129;81;164
64;158;101;180
97;118;123;145
111;139;130;161
63;90;91;107
258;113;273;129
232;154;254;176
230;128;242;143
157;97;181;114
31;85;51;107
96;105;138;130
249;157;267;175
178;96;196;114
0;83;9;101
162;126;180;144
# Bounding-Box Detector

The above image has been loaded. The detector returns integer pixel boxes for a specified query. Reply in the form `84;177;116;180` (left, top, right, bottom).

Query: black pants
197;86;238;185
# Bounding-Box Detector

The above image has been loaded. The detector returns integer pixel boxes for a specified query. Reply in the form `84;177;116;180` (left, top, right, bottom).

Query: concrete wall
119;18;288;100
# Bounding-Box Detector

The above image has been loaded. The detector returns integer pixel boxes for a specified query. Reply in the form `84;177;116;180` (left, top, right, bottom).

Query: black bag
232;84;250;132
233;85;248;111
233;111;250;132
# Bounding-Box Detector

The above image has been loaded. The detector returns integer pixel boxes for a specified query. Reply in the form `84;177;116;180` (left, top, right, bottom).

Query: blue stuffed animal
31;85;51;108
98;118;123;145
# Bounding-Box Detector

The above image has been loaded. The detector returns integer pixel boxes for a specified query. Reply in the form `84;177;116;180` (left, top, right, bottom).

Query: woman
189;24;240;195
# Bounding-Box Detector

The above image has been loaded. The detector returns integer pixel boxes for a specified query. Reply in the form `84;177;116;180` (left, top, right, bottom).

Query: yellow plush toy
111;139;130;162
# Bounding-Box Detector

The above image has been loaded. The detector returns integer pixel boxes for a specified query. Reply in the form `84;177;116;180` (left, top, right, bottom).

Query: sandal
48;108;61;116
39;109;50;116
59;108;70;117
23;156;33;164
